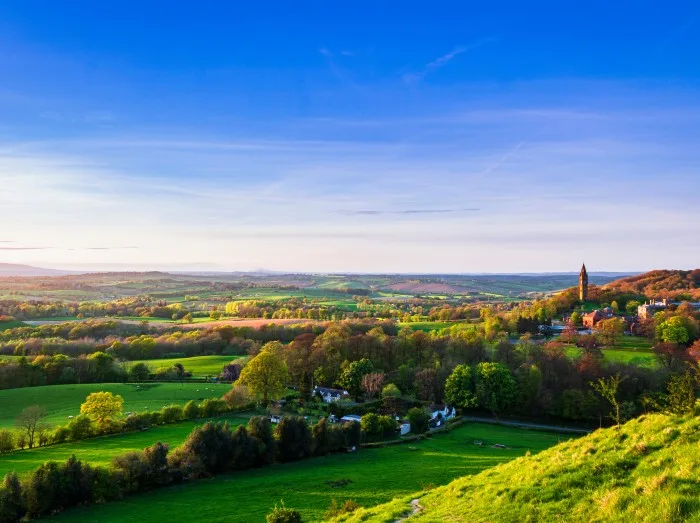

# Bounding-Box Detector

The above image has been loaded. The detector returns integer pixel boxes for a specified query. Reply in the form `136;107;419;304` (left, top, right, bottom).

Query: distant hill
0;263;75;277
603;269;700;300
333;414;700;522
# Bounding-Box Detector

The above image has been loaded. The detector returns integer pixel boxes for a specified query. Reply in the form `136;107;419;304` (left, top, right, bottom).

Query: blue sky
1;2;699;272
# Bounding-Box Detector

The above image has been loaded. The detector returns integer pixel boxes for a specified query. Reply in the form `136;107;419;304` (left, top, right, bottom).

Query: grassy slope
0;382;230;428
335;414;700;523
40;424;565;523
0;414;251;478
133;355;241;377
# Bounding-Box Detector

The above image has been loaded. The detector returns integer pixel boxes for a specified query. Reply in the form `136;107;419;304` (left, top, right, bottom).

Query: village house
582;308;614;328
429;404;456;428
313;386;350;403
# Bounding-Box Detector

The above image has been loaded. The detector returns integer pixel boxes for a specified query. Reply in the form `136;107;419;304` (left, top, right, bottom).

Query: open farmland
0;383;230;428
134;355;242;377
0;414;252;478
40;423;568;523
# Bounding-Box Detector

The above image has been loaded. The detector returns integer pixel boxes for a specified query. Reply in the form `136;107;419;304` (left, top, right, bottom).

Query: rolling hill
0;263;74;277
332;414;700;522
603;269;700;300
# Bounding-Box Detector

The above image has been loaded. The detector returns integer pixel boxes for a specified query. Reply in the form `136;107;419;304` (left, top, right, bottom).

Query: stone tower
579;263;588;302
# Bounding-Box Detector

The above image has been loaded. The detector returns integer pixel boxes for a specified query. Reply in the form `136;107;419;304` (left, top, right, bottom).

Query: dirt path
395;499;423;522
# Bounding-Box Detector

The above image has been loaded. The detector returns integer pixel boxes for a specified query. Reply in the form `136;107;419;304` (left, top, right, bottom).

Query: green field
134;355;241;377
42;423;567;523
0;382;230;428
398;321;466;332
563;336;656;367
564;347;657;367
0;414;252;478
0;319;26;331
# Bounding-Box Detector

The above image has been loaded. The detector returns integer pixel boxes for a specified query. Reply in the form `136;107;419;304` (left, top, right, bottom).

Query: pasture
42;423;567;523
0;382;230;428
133;355;241;377
0;414;252;478
564;347;657;367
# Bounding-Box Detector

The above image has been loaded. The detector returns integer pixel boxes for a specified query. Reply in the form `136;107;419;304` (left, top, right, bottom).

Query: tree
360;372;385;400
275;416;312;462
570;311;583;326
475;362;517;416
80;392;124;425
414;368;438;402
666;371;697;415
407;407;430;434
337;358;373;397
223;384;252;410
657;316;692;345
625;300;641;315
381;383;401;398
444;365;477;409
653;342;690;372
597;318;625;346
591;374;624;427
15;405;47;449
239;344;289;404
128;362;150;382
0;472;25;522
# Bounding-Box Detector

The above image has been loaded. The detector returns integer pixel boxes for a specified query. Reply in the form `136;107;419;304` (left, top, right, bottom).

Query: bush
0;472;25;522
183;400;199;419
160;405;184;424
199;398;227;418
266;502;302;523
325;499;360;519
248;416;276;465
0;429;14;454
67;415;94;441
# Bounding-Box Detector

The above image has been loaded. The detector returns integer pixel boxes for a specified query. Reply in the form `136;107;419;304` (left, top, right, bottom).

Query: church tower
579;263;588;302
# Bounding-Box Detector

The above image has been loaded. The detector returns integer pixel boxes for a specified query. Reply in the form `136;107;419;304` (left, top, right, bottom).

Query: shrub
0;429;14;454
67;415;94;441
199;398;227;418
266;501;302;523
325;499;360;519
183;400;199;419
0;472;25;522
160;405;184;424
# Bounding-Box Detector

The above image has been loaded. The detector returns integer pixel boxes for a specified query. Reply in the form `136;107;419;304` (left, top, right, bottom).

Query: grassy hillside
334;414;700;523
38;423;565;523
0;382;229;428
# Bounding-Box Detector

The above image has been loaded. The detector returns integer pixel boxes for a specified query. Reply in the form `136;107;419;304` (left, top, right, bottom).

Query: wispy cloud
402;37;498;84
0;246;52;250
339;208;480;216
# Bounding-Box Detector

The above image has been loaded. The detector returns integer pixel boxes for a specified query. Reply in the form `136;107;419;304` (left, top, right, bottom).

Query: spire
580;262;587;275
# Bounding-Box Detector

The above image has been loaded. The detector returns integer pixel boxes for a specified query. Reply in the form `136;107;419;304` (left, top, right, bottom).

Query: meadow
132;355;241;377
40;423;567;523
563;336;657;367
0;382;230;428
0;414;252;478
